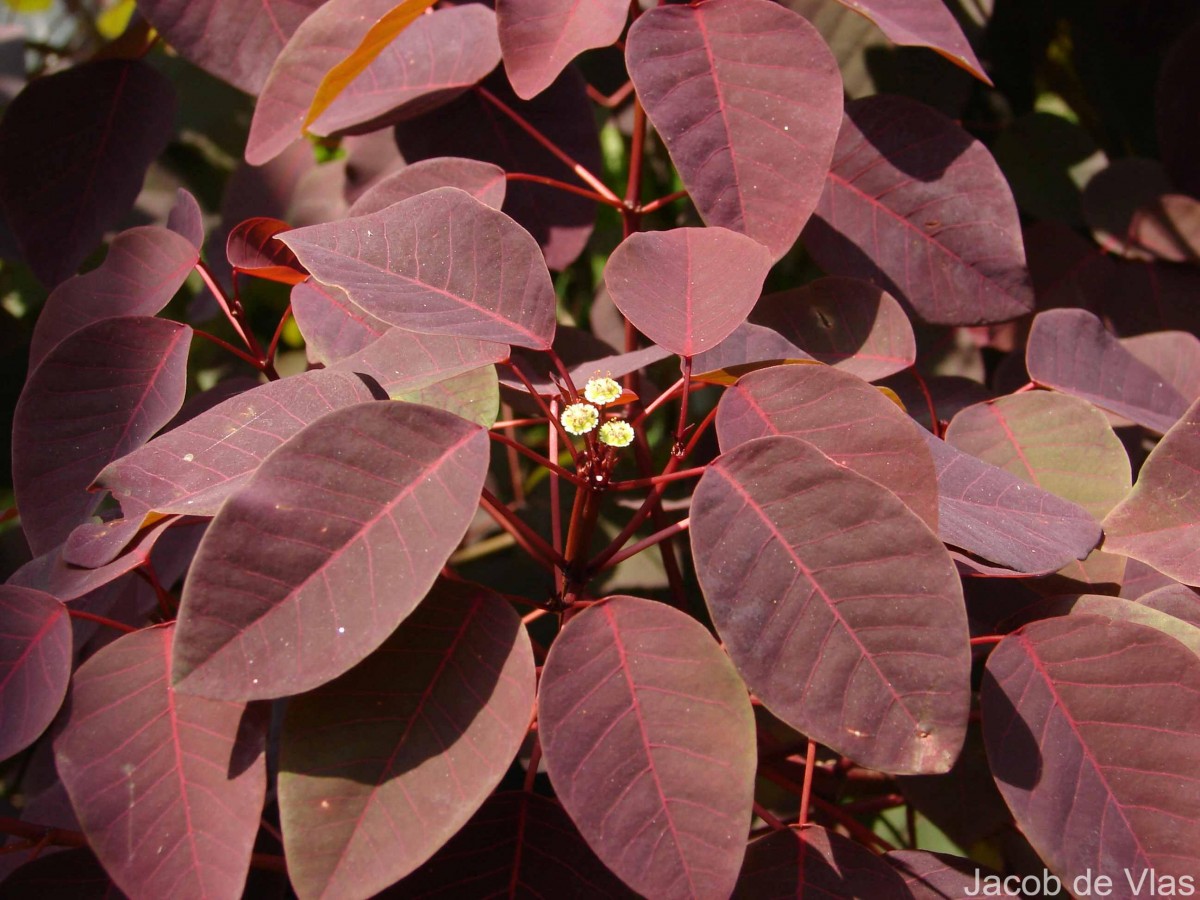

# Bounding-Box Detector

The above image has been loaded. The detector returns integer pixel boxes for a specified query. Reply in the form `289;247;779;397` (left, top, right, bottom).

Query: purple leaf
392;792;637;898
290;279;390;365
347;157;507;217
1081;158;1172;259
172;402;489;700
13;317;192;557
879;371;993;433
282;187;557;349
0;60;175;287
53;624;268;899
751;277;916;380
136;0;324;95
691;322;816;385
503;340;671;396
225;216;308;284
393;67;600;270
497;0;628;100
28;225;198;373
626;0;843;261
921;432;1104;575
1137;584;1200;630
1026;309;1190;433
96;370;378;520
945;391;1130;586
539;596;756;900
804;94;1033;325
982;615;1200;888
827;0;990;83
393;365;500;427
1002;594;1200;658
166;187;205;250
245;0;399;165
604;227;773;358
1123;331;1200;403
1103;397;1200;587
716;364;939;530
887;850;1001;900
279;579;535;898
734;827;910;898
691;435;969;774
310;5;501;137
0;586;71;761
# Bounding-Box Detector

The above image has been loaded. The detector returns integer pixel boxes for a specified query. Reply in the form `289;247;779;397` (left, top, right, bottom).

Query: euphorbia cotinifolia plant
1;0;1199;897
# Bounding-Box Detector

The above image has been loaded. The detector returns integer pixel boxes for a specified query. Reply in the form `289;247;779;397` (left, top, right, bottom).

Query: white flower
561;403;599;435
584;376;623;406
599;419;634;448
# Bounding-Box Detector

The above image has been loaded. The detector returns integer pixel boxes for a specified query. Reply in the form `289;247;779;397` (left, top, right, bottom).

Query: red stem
504;361;581;465
753;803;790;832
970;634;1006;646
479;488;566;571
195;260;252;350
907;366;941;437
610;466;706;491
488;431;583;485
194;329;265;369
597;517;689;571
797;740;818;828
506;172;621;208
639;189;691;214
67;609;138;634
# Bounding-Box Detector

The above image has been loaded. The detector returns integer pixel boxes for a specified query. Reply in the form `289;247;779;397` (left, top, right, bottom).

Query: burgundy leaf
282;187;557;349
982;615;1200;887
921;431;1103;575
691;435;969;774
13;317;191;557
393;67;600;270
626;0;843;261
1156;19;1200;200
0;60;175;287
290;279;390;365
391;792;637;898
691;322;816;385
1103;397;1200;587
604;227;773;357
497;0;628;100
804;94;1033;325
245;0;399;165
1026;309;1189;433
733;827;910;898
1137;584;1200;630
96;370;378;520
0;848;123;899
716;364;939;530
136;0;324;94
1081;158;1172;259
347;157;507;217
0;586;71;761
172;402;489;700
503;341;671;396
539;596;756;900
828;0;988;82
887;850;1001;900
750;277;916;380
225;216;308;284
53;624;268;900
310;5;501;138
166;187;205;250
28;225;197;373
1123;331;1200;403
279;579;535;899
945;391;1130;586
879;371;993;433
1001;594;1200;658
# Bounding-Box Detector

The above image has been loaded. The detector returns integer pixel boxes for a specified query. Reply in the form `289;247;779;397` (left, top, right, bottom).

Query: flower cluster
560;376;635;448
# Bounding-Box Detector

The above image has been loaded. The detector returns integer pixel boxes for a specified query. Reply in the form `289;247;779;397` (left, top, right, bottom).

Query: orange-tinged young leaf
303;0;437;129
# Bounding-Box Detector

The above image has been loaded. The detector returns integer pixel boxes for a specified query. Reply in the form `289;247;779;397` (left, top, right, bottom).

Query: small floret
583;376;623;406
561;403;600;435
599;419;634;448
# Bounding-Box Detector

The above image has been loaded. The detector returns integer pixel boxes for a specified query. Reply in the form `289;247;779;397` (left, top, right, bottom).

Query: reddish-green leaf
0;587;71;761
750;277;916;381
982;616;1200;888
627;0;843;261
166;187;205;250
279;579;534;900
13;317;191;556
498;0;628;100
135;0;324;94
245;0;399;165
54;624;267;899
691;435;969;774
226;217;308;285
1123;331;1200;403
734;827;910;898
172;402;489;699
539;596;756;900
392;792;638;898
309;5;500;138
604;227;773;358
290;280;390;365
97;370;380;520
29;226;198;372
1026;309;1190;434
282;187;557;349
805;94;1033;325
1137;584;1200;629
826;0;989;83
1003;595;1200;659
1104;397;1200;587
716;364;939;530
0;60;175;287
347;157;507;217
